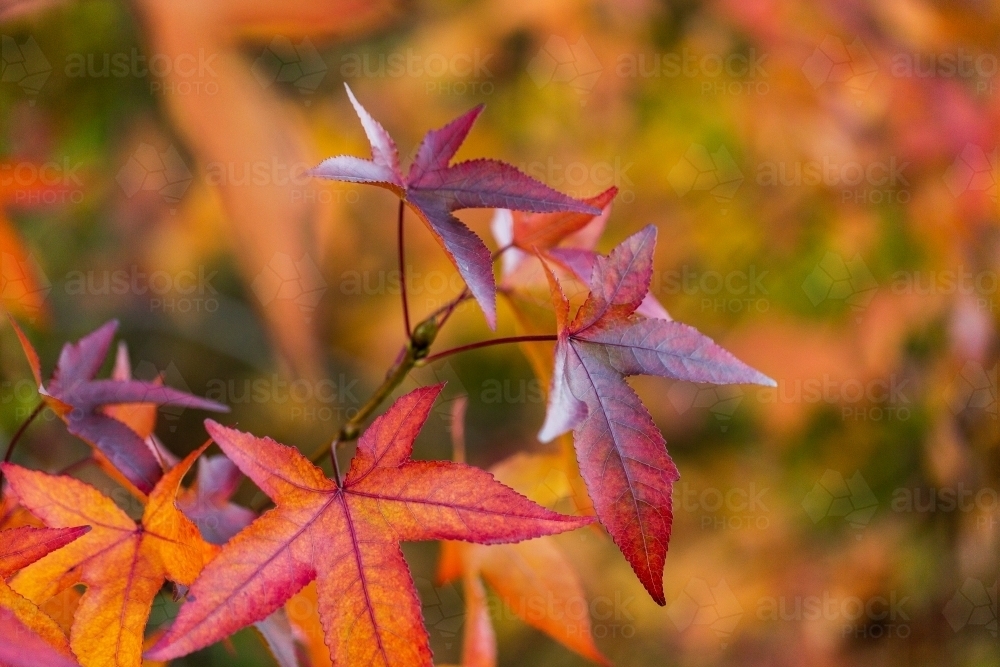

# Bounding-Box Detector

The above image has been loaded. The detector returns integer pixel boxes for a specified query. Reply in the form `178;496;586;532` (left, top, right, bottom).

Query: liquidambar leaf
311;85;600;328
538;226;775;604
147;385;592;666
491;186;670;321
3;445;218;667
8;318;228;495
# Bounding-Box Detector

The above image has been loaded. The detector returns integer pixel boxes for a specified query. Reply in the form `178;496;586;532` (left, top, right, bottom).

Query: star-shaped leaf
491;186;670;320
311;85;600;328
9;318;228;496
147;385;592;666
537;226;775;604
2;444;219;667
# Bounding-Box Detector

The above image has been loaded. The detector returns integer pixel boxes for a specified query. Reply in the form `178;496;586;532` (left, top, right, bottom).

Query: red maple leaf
537;225;775;604
147;384;592;666
310;85;600;328
9;318;228;496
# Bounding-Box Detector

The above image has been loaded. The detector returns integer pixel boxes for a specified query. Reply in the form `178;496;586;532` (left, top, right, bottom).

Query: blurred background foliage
0;0;997;665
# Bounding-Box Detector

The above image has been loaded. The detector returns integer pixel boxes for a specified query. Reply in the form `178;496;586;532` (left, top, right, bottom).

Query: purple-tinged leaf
7;320;229;495
312;88;600;328
538;227;774;604
408;105;484;181
577;319;777;386
573;225;657;331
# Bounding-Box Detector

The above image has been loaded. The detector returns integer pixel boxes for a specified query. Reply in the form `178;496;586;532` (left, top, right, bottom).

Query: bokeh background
1;0;998;665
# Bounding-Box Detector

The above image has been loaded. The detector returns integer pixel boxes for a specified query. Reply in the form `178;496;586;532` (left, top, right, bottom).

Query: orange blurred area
0;0;997;666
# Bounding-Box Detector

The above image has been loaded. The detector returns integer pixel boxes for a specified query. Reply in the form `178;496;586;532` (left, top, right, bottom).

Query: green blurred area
1;0;998;666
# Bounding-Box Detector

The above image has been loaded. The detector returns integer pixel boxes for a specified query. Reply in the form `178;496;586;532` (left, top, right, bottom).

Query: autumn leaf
8;318;228;495
175;454;256;546
311;85;600;328
105;341;180;474
170;452;299;666
0;612;82;667
2;444;219;667
537;226;775;604
492;187;670;321
492;186;617;279
0;525;89;661
0;526;91;578
438;454;609;667
147;385;592;666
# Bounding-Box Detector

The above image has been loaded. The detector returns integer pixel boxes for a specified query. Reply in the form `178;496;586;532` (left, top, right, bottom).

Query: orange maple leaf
147;384;592;666
437;450;609;667
2;445;218;667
